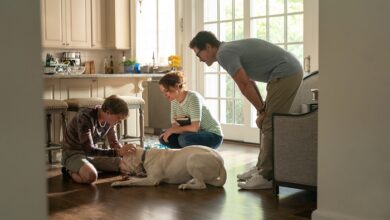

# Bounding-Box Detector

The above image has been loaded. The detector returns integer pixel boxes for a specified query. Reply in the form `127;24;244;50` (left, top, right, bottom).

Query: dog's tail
208;152;227;187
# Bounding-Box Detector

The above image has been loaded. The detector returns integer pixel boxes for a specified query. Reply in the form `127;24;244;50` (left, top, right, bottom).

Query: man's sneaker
237;173;272;190
237;166;259;181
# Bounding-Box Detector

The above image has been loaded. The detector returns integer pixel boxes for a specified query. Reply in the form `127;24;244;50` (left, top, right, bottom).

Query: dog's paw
178;184;188;190
111;181;124;188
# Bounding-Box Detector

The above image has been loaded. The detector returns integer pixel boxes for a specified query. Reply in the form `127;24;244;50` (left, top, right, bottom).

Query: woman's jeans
159;130;223;149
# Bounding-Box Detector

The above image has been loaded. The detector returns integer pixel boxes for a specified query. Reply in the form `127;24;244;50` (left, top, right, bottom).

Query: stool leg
139;106;144;148
61;111;67;138
47;113;53;164
123;119;128;140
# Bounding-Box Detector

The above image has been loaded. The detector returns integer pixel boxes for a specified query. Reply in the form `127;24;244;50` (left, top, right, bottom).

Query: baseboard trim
312;209;366;220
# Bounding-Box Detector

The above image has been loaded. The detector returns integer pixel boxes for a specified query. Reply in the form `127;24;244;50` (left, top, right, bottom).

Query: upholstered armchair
272;71;319;195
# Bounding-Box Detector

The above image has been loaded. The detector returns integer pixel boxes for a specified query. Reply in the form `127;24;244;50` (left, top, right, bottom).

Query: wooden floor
47;140;316;220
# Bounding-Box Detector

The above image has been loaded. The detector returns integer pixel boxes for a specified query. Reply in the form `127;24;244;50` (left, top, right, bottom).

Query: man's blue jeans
159;130;223;149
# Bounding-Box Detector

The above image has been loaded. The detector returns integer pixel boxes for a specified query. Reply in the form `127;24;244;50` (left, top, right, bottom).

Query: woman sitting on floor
158;71;223;149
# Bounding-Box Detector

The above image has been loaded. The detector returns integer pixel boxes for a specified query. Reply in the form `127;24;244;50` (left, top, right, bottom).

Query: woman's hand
160;127;175;142
116;144;137;157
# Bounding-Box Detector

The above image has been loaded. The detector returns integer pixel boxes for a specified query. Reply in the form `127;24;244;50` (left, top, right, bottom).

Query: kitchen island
43;73;164;100
43;73;164;147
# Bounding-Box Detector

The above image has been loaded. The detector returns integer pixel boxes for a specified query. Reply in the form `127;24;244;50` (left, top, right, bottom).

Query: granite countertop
43;73;165;79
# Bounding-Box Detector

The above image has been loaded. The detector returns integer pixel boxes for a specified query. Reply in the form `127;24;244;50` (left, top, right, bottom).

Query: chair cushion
119;96;145;105
64;98;105;109
43;99;68;111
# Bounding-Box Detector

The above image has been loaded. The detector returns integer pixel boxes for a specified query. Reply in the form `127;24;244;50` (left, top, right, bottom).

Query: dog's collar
140;148;149;175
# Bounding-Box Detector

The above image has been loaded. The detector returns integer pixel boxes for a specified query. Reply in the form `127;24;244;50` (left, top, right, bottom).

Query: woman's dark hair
101;95;129;117
159;71;185;91
189;31;221;50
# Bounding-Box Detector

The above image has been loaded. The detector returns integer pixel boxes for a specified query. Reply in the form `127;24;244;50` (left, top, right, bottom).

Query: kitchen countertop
43;73;165;79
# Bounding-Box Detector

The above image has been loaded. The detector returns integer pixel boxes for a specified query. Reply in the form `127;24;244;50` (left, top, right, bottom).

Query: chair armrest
272;110;318;186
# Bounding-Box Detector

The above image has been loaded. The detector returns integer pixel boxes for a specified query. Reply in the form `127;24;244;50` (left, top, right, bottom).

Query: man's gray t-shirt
217;38;302;82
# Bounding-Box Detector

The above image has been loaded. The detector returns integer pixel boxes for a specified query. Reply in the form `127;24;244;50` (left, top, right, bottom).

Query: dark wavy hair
101;95;129;117
159;71;185;91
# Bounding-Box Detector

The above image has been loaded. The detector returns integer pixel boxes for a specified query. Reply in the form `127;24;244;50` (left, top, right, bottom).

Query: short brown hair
159;71;185;91
101;95;129;117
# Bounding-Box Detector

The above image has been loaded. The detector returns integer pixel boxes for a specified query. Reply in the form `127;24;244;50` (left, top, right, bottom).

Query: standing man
189;31;303;189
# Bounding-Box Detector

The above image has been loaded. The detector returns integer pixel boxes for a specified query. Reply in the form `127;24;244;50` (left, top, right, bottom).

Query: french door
195;0;308;143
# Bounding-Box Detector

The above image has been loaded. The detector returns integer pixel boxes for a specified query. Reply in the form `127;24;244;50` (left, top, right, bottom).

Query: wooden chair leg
46;113;53;164
139;106;144;148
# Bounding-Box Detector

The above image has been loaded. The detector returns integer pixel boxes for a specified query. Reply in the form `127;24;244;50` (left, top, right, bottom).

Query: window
135;0;176;66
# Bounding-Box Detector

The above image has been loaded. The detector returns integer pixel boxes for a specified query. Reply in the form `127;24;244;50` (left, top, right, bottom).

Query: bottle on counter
104;58;108;74
109;55;114;73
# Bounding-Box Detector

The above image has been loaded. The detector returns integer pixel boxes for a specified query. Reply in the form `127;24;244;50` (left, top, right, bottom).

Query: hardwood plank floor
47;139;316;220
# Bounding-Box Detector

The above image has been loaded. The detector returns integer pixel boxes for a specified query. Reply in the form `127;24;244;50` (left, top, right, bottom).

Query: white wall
313;1;390;220
0;0;47;219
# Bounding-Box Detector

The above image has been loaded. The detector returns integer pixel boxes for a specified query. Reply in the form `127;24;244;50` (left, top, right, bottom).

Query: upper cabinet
41;0;91;48
41;0;130;49
91;0;106;49
106;0;131;49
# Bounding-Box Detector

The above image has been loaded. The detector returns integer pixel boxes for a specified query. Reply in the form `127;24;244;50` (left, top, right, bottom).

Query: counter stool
64;97;105;112
43;99;68;164
118;96;145;148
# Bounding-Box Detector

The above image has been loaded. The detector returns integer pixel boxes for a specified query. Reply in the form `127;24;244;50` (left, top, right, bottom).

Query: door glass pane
220;0;233;21
288;14;303;42
205;99;219;119
235;20;244;40
204;0;218;22
269;16;284;43
234;84;242;99
250;18;267;39
269;0;284;15
235;99;244;124
204;74;219;98
221;99;234;124
250;0;266;17
287;44;303;65
204;23;218;36
235;0;244;19
220;22;233;42
287;0;303;13
220;74;234;98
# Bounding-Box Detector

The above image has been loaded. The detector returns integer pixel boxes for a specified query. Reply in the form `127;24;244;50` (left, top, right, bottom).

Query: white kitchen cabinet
41;0;92;48
43;78;61;100
59;78;98;99
106;0;131;49
91;0;106;49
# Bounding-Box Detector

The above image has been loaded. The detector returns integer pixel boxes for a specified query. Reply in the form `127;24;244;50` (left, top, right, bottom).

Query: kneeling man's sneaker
237;166;258;181
238;173;272;190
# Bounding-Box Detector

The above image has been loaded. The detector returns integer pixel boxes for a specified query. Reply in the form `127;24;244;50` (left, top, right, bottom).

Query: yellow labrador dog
111;145;227;190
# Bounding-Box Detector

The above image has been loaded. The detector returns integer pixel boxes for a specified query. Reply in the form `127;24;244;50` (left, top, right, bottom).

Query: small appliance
62;52;81;66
